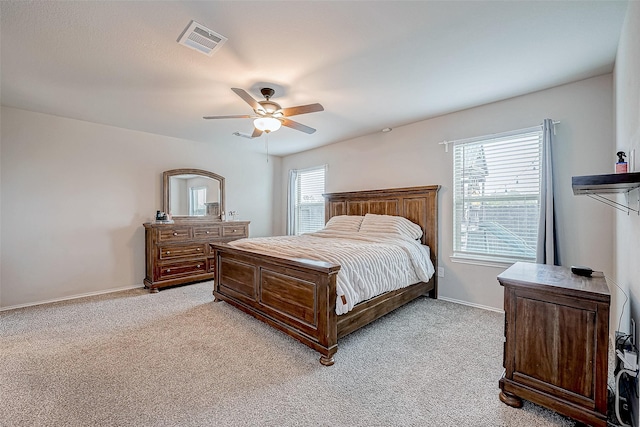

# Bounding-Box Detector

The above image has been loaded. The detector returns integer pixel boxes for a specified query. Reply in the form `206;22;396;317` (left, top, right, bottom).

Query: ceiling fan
203;87;324;137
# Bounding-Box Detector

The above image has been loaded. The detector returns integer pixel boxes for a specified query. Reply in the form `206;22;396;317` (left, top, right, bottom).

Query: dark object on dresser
212;185;439;366
571;265;594;277
498;262;610;427
144;220;249;292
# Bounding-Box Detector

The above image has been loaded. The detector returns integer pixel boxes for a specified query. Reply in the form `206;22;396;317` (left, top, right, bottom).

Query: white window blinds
295;166;326;235
453;128;542;263
189;186;207;216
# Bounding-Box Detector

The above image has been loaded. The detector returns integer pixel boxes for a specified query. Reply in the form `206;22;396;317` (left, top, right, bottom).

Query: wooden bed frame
211;185;439;365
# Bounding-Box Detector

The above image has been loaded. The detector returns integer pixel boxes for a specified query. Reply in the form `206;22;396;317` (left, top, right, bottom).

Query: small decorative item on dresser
154;210;173;224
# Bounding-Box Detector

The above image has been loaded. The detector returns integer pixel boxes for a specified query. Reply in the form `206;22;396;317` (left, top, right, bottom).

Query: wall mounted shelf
572;172;640;214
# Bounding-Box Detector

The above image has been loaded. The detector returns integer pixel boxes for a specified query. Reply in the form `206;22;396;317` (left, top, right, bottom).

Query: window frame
451;126;543;266
291;165;326;235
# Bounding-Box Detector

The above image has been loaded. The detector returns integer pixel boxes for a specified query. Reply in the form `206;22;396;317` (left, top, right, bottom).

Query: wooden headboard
323;185;440;273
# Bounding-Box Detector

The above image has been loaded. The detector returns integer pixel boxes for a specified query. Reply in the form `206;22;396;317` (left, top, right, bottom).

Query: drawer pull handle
233;229;237;232
206;231;210;234
197;248;201;251
197;265;201;268
166;251;170;254
173;232;178;236
166;269;171;272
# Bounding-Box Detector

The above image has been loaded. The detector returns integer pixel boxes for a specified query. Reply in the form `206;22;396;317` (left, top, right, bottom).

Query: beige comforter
228;229;435;315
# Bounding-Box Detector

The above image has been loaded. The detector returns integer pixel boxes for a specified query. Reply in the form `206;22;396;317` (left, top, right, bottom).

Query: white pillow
324;215;364;232
359;213;423;240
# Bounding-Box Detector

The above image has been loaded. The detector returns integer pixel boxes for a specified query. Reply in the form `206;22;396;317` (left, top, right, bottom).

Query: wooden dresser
143;220;249;292
498;262;610;427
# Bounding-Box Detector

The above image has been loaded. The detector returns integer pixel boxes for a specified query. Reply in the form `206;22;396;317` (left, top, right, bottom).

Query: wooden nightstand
498;262;610;427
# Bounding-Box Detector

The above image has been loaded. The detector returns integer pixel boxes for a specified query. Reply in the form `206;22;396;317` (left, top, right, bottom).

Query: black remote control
571;266;593;277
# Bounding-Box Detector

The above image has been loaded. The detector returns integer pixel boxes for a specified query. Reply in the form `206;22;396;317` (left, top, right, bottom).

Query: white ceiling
0;1;628;156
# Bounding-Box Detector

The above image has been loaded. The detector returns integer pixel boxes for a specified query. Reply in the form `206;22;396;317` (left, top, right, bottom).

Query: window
290;166;326;235
453;127;542;264
189;186;207;216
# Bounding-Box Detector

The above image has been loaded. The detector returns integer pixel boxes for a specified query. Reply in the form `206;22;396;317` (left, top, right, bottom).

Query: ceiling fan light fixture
254;117;282;133
204;87;321;135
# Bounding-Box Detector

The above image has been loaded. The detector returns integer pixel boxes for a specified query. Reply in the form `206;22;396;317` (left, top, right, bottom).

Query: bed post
319;272;338;366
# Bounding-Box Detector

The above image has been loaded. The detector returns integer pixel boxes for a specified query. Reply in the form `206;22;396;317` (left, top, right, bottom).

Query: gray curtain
536;119;559;265
286;169;298;235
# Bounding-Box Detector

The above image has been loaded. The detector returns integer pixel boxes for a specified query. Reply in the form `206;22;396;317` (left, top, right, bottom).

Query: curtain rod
438;120;560;152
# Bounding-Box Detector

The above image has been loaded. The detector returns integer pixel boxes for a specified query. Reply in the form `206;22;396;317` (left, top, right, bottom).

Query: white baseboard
0;284;145;312
438;296;504;313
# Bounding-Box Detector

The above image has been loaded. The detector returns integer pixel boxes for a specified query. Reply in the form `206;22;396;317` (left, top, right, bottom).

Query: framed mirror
163;169;225;221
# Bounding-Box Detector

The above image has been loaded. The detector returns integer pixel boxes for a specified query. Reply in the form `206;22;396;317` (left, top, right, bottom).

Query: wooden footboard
212;244;341;365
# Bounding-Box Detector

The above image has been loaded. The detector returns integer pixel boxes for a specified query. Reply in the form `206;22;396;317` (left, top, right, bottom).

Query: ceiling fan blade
281;103;324;117
203;114;252;119
231;88;262;111
251;127;263;138
281;118;316;134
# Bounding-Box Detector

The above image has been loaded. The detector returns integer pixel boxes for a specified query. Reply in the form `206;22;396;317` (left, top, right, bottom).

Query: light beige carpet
1;282;583;426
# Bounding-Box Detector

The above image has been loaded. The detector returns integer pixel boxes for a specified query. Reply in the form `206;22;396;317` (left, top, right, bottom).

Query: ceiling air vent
177;20;227;56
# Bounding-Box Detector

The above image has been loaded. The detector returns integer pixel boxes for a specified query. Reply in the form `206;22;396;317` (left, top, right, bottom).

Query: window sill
450;255;532;269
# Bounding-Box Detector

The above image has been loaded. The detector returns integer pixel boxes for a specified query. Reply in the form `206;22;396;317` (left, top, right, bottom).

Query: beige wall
0;107;278;308
281;75;615;310
614;1;640;338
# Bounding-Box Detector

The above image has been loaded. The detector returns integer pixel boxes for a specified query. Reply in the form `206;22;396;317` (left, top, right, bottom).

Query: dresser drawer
222;224;247;238
158;244;206;260
158;228;191;242
193;226;221;238
159;260;207;279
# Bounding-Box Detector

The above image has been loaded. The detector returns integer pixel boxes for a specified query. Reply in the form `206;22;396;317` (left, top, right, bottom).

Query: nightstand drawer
159;244;205;260
159;260;206;279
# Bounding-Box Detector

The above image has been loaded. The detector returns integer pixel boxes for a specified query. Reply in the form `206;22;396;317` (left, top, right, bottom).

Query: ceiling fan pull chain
265;133;270;163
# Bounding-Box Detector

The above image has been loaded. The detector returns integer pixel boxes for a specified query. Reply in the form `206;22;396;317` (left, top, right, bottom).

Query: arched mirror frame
163;168;225;222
